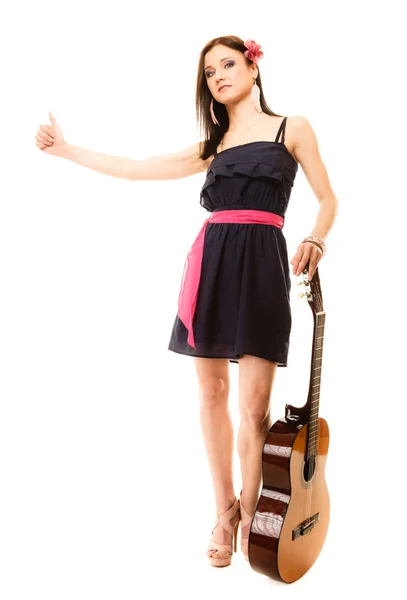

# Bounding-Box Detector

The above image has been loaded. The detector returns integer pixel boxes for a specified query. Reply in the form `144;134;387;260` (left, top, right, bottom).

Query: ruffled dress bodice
200;141;298;217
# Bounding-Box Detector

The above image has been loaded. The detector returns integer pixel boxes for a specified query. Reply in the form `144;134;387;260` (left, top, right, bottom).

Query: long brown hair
196;35;283;161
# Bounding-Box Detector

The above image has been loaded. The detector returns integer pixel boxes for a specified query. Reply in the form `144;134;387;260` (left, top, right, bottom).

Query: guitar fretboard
307;312;326;459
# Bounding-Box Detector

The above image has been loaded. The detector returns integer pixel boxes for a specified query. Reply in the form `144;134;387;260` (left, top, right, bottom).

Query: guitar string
305;271;324;536
307;314;324;534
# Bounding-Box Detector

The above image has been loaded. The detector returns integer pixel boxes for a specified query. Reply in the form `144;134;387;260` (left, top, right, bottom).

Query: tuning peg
299;292;306;299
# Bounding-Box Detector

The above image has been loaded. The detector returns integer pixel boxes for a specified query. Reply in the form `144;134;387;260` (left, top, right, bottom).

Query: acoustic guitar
248;263;330;582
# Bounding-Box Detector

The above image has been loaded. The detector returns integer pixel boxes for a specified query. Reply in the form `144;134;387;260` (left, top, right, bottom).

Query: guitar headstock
296;260;324;314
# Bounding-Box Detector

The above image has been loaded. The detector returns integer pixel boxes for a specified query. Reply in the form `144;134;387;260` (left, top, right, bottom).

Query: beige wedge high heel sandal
207;497;241;567
239;490;254;562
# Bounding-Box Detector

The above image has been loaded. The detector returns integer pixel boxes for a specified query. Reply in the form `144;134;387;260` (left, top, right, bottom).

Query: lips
218;85;231;92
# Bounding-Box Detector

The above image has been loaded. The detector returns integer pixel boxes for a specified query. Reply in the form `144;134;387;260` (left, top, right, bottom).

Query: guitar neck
306;311;326;459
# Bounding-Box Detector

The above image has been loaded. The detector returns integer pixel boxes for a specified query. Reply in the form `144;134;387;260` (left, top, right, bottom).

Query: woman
34;35;338;567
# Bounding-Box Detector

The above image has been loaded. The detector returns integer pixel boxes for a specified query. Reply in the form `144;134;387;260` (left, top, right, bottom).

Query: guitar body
248;416;330;582
248;265;330;582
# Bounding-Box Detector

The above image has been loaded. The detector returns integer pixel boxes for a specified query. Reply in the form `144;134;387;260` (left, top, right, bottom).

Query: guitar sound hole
303;455;316;482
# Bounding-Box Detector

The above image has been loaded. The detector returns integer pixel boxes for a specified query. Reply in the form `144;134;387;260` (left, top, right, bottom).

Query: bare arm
60;141;211;181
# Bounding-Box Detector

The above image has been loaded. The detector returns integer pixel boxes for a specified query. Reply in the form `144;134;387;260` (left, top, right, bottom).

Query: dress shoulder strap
274;116;287;143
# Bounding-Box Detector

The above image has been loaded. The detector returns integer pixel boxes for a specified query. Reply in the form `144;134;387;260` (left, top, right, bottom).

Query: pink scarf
177;209;284;348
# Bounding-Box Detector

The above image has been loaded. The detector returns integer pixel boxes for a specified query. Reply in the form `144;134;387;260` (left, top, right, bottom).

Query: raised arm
60;141;210;181
35;113;211;181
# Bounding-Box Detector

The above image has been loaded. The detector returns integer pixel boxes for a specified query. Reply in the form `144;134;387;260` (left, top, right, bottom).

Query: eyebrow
204;57;234;72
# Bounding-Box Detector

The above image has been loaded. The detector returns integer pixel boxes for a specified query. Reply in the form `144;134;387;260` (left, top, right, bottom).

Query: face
204;44;257;103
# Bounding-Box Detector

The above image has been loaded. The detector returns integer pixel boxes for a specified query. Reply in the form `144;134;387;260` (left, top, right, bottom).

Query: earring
210;98;220;126
251;78;262;114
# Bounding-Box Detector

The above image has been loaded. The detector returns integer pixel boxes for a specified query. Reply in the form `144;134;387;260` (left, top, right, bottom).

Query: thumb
49;110;56;124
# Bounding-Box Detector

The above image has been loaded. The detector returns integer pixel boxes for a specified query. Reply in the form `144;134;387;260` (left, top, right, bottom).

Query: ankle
240;491;257;517
216;495;237;516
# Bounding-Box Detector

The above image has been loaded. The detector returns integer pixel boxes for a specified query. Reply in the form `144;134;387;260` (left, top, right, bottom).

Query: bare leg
193;357;238;559
237;354;278;553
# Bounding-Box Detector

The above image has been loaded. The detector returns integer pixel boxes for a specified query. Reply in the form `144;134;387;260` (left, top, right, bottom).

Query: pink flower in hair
243;39;264;64
244;39;264;63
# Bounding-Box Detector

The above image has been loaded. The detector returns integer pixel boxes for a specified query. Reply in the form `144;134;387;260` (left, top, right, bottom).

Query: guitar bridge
292;513;320;540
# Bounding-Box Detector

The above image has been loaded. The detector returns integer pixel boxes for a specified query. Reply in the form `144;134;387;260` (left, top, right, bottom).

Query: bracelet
300;235;327;257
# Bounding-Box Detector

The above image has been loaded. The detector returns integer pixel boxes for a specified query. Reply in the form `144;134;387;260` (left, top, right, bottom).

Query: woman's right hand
34;111;66;156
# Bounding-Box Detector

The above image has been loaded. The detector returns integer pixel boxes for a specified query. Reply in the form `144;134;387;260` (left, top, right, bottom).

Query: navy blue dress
168;116;299;366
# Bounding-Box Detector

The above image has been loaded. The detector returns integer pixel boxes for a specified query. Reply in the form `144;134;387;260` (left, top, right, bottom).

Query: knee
198;376;229;408
240;391;271;430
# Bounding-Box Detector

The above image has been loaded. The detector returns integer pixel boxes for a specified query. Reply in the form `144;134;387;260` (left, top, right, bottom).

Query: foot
207;497;241;566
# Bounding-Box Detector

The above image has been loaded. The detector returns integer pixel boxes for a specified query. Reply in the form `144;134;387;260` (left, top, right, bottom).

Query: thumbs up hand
34;111;66;156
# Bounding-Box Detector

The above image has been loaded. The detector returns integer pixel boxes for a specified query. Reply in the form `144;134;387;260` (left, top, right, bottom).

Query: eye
206;61;234;78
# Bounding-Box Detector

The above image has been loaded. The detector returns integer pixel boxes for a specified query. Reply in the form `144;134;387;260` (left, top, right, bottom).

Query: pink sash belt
177;209;284;349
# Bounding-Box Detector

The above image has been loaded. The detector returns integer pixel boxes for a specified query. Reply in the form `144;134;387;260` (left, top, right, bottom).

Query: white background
1;0;405;598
